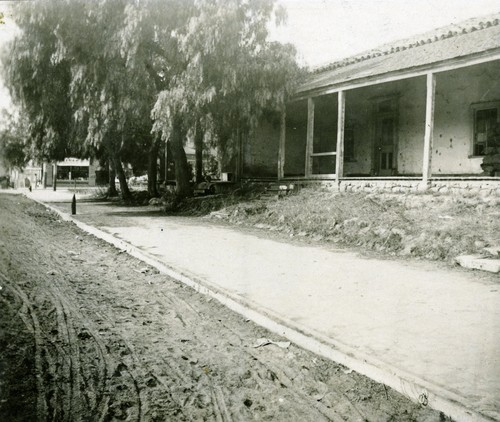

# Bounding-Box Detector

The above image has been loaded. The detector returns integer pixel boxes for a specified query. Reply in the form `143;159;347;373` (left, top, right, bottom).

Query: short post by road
71;194;76;215
53;163;57;191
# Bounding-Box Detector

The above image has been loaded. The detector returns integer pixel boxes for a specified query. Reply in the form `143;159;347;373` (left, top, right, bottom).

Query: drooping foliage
2;0;301;199
152;0;302;196
3;1;78;162
115;0;195;196
0;111;30;171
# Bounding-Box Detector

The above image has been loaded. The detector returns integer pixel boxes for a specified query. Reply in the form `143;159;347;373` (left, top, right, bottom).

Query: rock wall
338;179;500;196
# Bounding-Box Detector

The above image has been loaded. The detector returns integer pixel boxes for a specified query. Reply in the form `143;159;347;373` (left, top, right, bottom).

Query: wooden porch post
422;72;436;187
278;110;286;179
335;90;346;184
306;97;315;177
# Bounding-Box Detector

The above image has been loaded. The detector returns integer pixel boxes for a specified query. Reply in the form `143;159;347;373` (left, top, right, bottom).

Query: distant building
8;158;105;189
8;160;42;189
51;158;97;187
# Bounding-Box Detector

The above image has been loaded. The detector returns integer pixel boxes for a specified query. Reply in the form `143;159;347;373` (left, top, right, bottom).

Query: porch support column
305;97;315;177
335;90;346;185
422;72;436;187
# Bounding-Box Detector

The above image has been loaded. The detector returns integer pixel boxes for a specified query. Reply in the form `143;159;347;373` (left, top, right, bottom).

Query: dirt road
0;193;447;421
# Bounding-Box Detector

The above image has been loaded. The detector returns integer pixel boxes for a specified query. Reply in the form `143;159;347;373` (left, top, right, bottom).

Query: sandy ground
0;193;448;421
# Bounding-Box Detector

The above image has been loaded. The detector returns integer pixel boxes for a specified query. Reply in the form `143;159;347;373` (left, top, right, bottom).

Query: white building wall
343;59;500;176
433;60;500;175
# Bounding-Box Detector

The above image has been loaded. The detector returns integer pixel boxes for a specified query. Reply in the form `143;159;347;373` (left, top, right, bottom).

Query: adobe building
240;13;500;195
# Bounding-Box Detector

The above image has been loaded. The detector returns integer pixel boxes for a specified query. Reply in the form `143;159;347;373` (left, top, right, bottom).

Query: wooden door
376;115;396;176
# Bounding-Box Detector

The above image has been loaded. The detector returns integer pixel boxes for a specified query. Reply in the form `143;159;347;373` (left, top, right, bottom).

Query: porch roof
297;14;500;96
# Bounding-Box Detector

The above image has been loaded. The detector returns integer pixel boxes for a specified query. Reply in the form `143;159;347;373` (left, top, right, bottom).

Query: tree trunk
159;144;165;183
195;120;203;183
236;126;243;182
147;137;160;197
113;156;132;201
171;115;192;198
108;159;118;197
165;141;172;181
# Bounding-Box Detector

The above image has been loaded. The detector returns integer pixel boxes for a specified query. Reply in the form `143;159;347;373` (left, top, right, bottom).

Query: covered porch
279;58;500;189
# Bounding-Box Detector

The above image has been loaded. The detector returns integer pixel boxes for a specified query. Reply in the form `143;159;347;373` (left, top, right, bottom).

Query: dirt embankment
175;188;500;263
0;194;448;421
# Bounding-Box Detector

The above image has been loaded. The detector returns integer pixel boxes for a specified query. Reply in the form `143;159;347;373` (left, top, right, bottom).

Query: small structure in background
50;158;99;188
8;160;42;189
5;157;109;190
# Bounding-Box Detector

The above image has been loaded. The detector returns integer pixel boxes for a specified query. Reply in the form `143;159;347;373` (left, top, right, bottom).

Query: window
473;104;499;156
311;94;337;175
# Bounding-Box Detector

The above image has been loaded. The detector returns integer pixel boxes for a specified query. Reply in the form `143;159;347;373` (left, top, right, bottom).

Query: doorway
374;98;398;176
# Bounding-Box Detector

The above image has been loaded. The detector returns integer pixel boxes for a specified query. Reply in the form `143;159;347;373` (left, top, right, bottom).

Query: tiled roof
298;13;500;95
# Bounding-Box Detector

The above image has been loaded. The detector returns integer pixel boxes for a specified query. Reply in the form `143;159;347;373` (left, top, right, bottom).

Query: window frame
470;101;500;157
309;94;338;176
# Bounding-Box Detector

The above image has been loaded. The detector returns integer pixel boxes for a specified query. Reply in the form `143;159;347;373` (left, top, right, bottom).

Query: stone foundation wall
338;179;500;196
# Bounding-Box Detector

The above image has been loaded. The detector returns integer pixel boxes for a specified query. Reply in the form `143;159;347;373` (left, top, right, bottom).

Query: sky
0;1;19;122
273;0;500;67
0;0;500;115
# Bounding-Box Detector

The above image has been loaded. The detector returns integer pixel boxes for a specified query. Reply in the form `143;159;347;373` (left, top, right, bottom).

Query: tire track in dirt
0;273;49;418
119;287;245;421
45;283;111;421
0;194;450;422
117;275;361;421
150;286;342;420
23;208;147;420
48;282;155;420
39;268;145;421
136;279;346;421
0;270;112;421
2;200;288;419
209;312;367;421
0;201;112;421
91;303;183;421
52;292;83;419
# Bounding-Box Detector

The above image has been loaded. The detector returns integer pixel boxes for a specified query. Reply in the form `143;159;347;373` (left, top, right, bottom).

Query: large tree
152;0;301;197
61;0;145;200
0;111;30;171
116;0;194;196
3;0;300;201
2;1;79;164
2;0;127;194
3;0;181;199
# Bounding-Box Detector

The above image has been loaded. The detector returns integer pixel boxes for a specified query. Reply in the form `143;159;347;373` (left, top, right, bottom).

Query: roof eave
293;48;500;101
